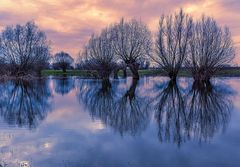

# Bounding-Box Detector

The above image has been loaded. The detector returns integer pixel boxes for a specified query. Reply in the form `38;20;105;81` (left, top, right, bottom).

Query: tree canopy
0;21;50;76
52;51;74;72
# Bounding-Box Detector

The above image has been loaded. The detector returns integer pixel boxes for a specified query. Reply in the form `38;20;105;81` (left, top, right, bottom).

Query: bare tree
186;16;235;82
52;51;74;72
111;18;152;79
75;56;87;70
0;21;50;76
81;28;116;81
152;9;193;80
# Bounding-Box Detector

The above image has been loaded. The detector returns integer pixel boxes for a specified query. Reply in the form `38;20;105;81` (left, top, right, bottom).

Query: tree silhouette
111;18;152;79
52;51;74;72
0;21;50;76
186;16;235;82
151;9;193;80
80;28;116;81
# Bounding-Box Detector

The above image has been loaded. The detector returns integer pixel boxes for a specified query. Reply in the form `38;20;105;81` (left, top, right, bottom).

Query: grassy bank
41;70;98;77
41;68;240;77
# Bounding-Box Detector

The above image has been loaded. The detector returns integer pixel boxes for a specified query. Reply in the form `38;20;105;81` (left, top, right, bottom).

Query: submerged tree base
125;79;139;101
126;62;140;80
101;79;112;93
168;71;178;81
192;79;213;92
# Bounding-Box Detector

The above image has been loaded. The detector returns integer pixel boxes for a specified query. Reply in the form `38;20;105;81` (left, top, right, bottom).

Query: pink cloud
0;0;239;63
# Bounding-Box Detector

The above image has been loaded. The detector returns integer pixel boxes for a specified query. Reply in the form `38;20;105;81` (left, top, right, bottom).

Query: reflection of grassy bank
41;68;240;77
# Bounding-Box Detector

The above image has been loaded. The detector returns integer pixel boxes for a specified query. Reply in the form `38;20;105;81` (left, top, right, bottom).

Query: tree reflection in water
53;77;75;95
78;79;116;122
186;80;232;142
0;79;52;128
154;79;187;146
154;79;233;146
77;78;150;136
112;79;150;136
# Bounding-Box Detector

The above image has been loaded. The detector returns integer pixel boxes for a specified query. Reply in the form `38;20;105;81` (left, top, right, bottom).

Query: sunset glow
0;0;239;63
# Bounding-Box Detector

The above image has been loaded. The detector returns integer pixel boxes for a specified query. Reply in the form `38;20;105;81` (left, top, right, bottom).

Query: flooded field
0;76;239;167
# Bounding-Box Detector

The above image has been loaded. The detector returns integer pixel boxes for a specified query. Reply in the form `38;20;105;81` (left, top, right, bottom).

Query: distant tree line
0;9;235;83
52;51;74;72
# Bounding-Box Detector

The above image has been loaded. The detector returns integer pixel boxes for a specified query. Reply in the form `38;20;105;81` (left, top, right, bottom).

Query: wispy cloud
0;0;239;62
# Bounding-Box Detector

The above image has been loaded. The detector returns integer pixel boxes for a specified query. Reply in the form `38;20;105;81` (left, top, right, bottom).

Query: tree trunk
192;68;211;82
128;62;139;80
123;69;127;78
168;72;177;81
99;70;111;80
113;69;119;79
37;69;42;77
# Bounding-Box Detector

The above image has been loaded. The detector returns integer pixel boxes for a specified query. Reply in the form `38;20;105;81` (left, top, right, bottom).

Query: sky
0;0;239;63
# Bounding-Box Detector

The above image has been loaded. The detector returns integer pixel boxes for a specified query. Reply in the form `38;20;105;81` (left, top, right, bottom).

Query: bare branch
0;21;50;76
152;9;193;79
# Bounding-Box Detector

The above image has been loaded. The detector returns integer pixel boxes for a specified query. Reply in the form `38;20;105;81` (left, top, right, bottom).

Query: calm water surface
0;76;239;167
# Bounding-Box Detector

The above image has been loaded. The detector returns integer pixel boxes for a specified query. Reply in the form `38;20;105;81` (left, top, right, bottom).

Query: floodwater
0;76;239;167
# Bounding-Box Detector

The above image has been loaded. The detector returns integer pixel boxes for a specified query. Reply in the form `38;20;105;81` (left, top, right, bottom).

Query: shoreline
1;68;240;80
41;69;240;78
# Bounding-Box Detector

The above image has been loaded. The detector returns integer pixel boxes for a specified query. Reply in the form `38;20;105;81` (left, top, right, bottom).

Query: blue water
0;76;239;167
